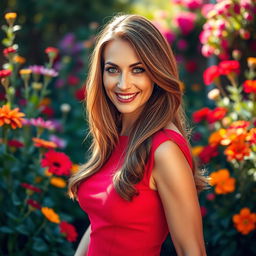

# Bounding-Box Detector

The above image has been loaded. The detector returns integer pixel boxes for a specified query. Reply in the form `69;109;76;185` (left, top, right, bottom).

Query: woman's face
103;39;154;121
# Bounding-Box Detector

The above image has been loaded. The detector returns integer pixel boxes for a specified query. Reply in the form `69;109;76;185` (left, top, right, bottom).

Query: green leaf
1;38;11;47
11;192;22;206
15;224;30;235
0;226;14;234
32;237;48;252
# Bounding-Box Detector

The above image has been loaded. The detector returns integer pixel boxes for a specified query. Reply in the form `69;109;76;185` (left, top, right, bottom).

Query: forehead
103;39;140;64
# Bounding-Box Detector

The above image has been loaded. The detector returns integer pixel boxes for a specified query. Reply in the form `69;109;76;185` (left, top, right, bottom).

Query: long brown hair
68;14;208;201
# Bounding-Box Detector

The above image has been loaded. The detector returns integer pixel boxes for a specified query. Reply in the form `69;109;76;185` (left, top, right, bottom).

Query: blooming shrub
0;12;79;255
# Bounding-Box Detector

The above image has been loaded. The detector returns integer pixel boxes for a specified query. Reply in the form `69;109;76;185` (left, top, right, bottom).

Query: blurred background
0;0;255;255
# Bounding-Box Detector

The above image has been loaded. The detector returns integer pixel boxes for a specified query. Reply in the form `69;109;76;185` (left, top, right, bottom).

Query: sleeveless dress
77;129;193;256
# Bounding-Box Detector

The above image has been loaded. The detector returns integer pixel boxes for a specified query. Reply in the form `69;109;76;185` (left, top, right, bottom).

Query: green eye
105;67;118;73
133;67;145;73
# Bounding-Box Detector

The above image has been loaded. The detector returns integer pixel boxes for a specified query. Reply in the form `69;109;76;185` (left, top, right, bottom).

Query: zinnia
41;150;72;176
32;137;57;149
203;65;220;85
210;169;235;194
243;80;256;94
198;145;219;164
0;105;25;129
41;207;60;224
233;208;256;235
207;107;228;124
59;221;78;242
192;107;211;123
218;60;240;75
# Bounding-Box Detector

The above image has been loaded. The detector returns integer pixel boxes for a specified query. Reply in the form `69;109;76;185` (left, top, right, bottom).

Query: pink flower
177;39;188;51
49;135;67;149
30;117;55;130
183;0;203;10
162;29;175;44
200;206;207;217
201;45;215;58
175;12;197;35
201;4;215;18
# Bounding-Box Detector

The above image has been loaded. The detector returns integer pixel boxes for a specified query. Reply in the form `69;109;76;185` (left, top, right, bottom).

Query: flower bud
232;49;242;60
60;103;71;113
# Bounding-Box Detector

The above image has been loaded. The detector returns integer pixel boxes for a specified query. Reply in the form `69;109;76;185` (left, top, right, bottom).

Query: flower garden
0;0;255;255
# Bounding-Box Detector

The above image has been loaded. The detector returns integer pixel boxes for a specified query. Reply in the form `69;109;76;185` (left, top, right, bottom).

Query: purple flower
41;67;58;77
49;134;67;149
29;65;45;75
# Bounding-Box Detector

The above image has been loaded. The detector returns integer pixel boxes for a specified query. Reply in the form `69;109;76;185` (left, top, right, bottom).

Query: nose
117;72;131;90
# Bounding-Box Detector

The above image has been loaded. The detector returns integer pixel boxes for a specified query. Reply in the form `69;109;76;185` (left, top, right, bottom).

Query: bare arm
154;140;207;256
74;224;91;256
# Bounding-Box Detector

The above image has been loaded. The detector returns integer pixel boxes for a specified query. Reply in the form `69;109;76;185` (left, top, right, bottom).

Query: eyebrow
104;61;142;68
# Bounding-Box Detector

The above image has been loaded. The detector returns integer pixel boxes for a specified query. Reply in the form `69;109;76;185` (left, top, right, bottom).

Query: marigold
210;169;235;194
4;12;17;26
209;129;226;146
224;137;251;161
243;80;256;94
0;105;25;129
247;57;256;69
32;137;57;149
41;150;72;176
13;55;26;64
41;207;60;224
233;208;256;235
50;177;67;188
246;128;256;144
59;221;78;242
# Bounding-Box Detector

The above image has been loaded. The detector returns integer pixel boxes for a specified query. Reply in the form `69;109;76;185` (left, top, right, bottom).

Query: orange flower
4;12;17;26
233;208;256;235
191;146;204;157
243;80;256;94
32;137;57;149
50;177;66;188
71;164;79;174
224;136;251;161
209;129;226;146
246;128;256;144
0;105;25;129
247;57;256;69
209;169;235;194
41;207;60;224
13;55;26;64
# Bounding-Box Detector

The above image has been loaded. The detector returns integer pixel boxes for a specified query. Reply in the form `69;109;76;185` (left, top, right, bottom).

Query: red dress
77;129;193;256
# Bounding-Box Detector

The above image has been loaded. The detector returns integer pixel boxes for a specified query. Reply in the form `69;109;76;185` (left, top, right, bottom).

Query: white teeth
117;93;137;99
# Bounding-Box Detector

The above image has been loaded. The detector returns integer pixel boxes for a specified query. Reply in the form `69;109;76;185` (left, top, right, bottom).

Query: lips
115;92;139;103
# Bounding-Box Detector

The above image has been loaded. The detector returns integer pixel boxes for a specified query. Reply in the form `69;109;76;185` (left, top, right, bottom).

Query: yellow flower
4;12;17;26
19;69;32;75
50;177;66;188
41;207;60;224
191;146;204;157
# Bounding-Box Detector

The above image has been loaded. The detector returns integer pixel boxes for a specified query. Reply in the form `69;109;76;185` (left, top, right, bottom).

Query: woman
68;14;208;256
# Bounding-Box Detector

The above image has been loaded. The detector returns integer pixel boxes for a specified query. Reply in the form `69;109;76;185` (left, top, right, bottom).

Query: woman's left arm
153;140;207;256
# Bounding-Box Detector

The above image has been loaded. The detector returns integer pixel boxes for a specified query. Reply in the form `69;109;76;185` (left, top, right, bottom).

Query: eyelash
105;67;145;74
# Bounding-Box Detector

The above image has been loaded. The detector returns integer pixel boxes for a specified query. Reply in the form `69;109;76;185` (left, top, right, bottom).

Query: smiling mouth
115;92;139;102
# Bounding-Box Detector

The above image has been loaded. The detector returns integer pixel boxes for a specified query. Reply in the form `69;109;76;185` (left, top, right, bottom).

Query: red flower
21;183;42;193
59;221;78;242
218;60;240;75
243;80;256;94
67;75;80;86
40;105;55;118
192;107;211;123
203;65;220;85
0;69;12;78
45;47;59;54
207;107;228;124
27;199;41;209
8;139;24;148
185;60;197;73
41;150;72;176
3;47;16;56
198;145;219;164
75;86;87;101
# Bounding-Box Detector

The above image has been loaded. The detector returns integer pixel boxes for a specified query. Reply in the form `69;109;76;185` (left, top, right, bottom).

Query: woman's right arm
74;224;91;256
